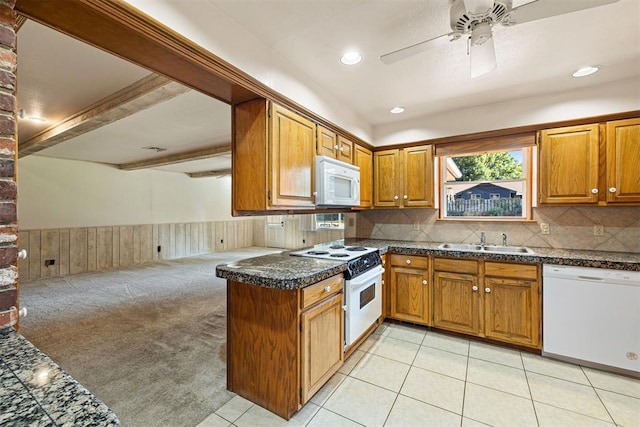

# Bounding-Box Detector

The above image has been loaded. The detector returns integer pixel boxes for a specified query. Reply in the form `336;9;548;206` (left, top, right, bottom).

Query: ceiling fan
380;0;619;78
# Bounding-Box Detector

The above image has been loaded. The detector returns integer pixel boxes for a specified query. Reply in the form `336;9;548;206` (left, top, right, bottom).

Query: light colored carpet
19;247;279;427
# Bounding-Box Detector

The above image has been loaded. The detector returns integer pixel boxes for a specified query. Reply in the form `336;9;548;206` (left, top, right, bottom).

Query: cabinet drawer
389;254;429;268
302;275;343;309
485;262;537;280
434;258;478;274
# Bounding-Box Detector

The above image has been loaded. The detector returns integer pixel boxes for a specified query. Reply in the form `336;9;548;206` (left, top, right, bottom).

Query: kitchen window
437;133;535;220
315;213;345;229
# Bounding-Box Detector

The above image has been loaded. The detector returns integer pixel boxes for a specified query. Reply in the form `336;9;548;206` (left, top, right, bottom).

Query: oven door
344;265;384;347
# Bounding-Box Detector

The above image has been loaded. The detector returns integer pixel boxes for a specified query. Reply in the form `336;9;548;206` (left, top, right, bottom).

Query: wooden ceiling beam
118;144;231;171
188;169;232;178
18;73;190;157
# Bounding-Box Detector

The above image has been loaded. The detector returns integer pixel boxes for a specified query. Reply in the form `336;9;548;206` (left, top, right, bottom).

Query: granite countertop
216;239;640;289
0;328;120;426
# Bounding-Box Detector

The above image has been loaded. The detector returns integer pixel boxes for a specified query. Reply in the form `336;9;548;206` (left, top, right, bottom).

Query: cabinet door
606;118;640;204
337;135;354;163
538;124;600;204
389;262;429;324
403;145;434;207
433;271;480;335
317;125;338;158
270;104;316;208
353;144;373;208
374;149;400;207
300;293;344;403
484;277;540;348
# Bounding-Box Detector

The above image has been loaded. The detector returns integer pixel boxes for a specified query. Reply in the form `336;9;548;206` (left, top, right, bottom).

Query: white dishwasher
543;264;640;375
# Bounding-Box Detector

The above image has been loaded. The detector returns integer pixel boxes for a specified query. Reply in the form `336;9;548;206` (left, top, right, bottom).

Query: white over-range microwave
314;155;360;207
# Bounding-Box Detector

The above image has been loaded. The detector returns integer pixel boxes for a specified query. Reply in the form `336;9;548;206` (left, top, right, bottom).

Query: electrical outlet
44;259;55;267
594;225;604;236
540;223;550;235
302;239;306;244
157;245;161;253
413;222;420;231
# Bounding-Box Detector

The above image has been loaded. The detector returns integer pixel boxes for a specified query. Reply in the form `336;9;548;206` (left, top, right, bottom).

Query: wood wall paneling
69;229;87;275
96;227;113;269
59;229;70;277
119;226;134;266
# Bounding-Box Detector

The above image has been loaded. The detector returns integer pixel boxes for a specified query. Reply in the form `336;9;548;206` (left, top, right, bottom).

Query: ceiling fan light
470;33;497;78
340;51;362;65
572;66;600;77
470;21;493;46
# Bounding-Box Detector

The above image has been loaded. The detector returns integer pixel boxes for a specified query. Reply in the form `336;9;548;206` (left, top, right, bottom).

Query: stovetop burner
307;250;330;255
346;246;367;252
330;253;350;258
329;245;345;249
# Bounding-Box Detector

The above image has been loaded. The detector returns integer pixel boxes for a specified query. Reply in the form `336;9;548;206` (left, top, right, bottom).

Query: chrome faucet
480;232;486;247
502;233;508;247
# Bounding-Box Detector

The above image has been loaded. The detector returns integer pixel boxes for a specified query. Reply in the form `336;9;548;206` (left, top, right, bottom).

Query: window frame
437;146;534;221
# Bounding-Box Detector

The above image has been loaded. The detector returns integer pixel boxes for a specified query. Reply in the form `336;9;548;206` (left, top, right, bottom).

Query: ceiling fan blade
505;0;619;25
380;32;458;65
463;0;494;15
470;34;497;78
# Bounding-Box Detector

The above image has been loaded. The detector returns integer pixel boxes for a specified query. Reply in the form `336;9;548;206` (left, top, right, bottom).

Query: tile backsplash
353;207;640;253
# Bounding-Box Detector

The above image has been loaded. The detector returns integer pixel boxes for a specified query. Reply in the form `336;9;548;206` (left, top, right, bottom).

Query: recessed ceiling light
340;51;362;65
572;66;600;78
389;107;405;114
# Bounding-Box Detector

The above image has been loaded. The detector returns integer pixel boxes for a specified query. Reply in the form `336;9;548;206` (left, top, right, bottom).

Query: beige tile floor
198;321;640;427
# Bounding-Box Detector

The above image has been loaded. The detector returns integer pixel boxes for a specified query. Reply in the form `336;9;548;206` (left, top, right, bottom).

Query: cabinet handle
609;187;617;193
472;285;478;291
18;249;27;259
485;287;491;293
406;259;411;265
422;279;427;285
324;286;332;293
403;195;408;200
312;191;318;196
591;188;598;194
340;147;344;152
393;195;399;200
381;280;385;285
334;145;339;150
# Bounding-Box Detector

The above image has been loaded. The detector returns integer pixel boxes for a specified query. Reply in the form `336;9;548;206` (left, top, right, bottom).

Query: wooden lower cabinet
388;254;430;325
484;262;541;348
432;258;541;349
227;275;343;420
300;292;343;403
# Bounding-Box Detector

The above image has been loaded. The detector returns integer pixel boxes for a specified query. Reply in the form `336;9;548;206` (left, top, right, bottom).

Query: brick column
0;0;18;330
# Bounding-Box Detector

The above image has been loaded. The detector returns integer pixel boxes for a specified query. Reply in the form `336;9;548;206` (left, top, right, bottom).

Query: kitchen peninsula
216;239;640;419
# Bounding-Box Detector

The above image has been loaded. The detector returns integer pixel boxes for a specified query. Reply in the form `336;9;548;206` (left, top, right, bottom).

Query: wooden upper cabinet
403;145;434;207
316;125;338;158
374;149;400;207
539;118;640;206
337;135;353;163
374;145;434;208
538;124;600;204
233;99;315;213
606;118;640;204
270;104;316;207
315;125;353;163
353;144;373;208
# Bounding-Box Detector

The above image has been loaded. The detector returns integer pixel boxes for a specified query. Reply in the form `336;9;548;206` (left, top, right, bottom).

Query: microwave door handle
352;177;358;199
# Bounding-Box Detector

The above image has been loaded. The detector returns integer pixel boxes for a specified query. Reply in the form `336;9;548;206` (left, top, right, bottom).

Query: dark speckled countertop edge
0;328;120;426
216;239;640;289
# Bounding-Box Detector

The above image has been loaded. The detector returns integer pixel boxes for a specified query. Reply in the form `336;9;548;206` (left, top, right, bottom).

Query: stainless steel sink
439;243;483;251
438;243;534;254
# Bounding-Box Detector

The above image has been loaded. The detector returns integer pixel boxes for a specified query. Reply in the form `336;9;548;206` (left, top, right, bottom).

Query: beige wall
355;207;640;253
18;155;236;229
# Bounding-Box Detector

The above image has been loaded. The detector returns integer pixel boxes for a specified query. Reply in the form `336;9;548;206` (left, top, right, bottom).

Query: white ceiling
16;0;640;173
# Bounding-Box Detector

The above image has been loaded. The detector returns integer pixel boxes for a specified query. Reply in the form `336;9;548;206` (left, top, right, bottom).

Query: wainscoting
19;219;261;281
